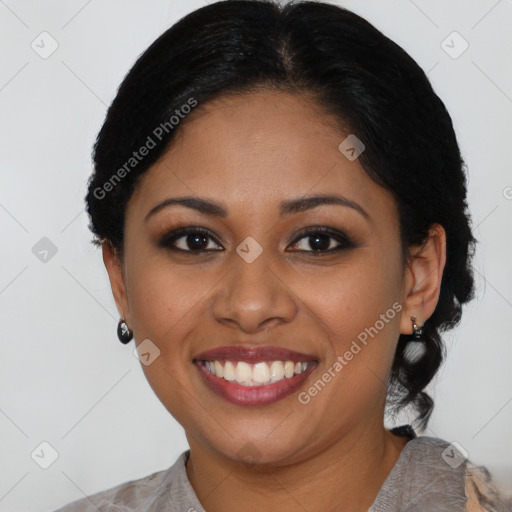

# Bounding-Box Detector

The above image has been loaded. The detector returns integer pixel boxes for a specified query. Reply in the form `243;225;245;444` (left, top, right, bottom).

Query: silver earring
117;319;133;344
403;316;426;363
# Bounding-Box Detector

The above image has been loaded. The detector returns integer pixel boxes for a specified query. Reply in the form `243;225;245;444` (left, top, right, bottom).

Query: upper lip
193;345;318;363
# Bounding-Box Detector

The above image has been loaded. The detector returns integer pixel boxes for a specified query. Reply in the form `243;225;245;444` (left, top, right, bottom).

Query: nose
212;249;298;334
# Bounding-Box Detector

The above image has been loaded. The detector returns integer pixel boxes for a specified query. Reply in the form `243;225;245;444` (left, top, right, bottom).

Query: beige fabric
465;464;511;512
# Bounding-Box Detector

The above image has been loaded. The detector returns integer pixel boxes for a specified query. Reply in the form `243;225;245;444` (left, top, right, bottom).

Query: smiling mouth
202;359;313;386
193;346;318;405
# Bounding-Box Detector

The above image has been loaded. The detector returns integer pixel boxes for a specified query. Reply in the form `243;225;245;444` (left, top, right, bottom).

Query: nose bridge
212;242;297;332
232;245;272;297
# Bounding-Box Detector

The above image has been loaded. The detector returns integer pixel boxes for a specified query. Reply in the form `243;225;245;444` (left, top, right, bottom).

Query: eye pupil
187;233;208;250
309;234;330;251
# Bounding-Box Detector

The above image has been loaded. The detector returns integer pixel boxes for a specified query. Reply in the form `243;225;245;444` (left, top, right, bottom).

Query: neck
185;423;410;512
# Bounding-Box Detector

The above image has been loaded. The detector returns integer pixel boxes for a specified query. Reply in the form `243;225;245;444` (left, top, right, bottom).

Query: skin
103;90;446;512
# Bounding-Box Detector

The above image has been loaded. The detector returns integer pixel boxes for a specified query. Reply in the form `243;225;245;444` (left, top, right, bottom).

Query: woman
54;1;511;510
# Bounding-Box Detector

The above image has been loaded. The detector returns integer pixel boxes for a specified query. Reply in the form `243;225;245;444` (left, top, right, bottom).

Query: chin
201;424;317;468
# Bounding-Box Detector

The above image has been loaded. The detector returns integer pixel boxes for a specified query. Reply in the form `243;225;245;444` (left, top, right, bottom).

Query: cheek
291;250;404;422
314;252;403;402
293;249;403;350
123;252;212;356
122;255;211;422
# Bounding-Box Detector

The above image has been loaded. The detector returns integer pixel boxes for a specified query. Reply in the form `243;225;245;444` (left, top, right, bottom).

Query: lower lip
196;362;317;406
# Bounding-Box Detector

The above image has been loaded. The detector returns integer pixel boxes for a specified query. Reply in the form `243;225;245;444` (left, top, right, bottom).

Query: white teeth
235;361;252;383
253;362;271;384
284;361;295;378
205;359;312;386
214;361;224;379
223;361;236;381
270;361;285;382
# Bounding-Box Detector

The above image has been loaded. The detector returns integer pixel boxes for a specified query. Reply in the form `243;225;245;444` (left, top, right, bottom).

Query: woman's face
106;90;417;465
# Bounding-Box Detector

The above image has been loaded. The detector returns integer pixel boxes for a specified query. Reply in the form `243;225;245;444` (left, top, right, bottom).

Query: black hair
86;0;476;430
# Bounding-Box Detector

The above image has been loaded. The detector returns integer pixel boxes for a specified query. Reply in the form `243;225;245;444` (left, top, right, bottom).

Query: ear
102;241;131;325
400;223;447;335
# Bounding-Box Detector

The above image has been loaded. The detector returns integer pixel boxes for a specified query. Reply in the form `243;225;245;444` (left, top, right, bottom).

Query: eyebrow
144;194;369;222
280;194;369;219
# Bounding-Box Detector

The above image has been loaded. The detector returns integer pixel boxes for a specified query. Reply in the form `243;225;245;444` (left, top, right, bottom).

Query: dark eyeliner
157;226;223;253
287;226;358;254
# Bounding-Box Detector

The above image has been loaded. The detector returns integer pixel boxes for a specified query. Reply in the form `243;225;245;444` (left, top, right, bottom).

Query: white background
1;1;511;510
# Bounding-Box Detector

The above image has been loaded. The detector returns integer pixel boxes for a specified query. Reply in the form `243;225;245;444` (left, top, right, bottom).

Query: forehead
128;90;397;226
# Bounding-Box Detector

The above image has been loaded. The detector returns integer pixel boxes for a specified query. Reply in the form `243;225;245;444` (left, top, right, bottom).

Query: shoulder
53;452;191;512
371;435;512;511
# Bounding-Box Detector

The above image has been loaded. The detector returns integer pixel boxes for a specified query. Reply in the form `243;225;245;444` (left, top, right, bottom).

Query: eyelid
158;224;357;254
287;226;356;252
157;226;224;252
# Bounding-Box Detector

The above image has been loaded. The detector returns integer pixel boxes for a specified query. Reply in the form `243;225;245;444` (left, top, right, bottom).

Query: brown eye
288;227;356;254
158;227;223;253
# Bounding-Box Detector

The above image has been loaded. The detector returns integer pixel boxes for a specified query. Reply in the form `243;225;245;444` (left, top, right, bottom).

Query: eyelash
158;226;357;256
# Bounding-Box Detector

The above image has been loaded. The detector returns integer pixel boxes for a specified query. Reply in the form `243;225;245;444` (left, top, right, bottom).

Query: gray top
53;432;511;511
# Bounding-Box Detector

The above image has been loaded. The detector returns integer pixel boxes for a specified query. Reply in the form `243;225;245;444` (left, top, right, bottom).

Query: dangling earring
403;316;426;364
117;319;133;344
